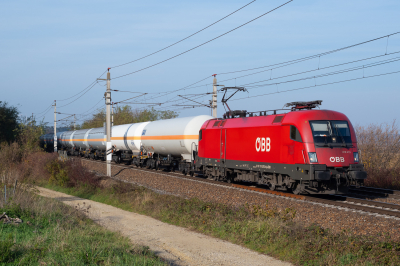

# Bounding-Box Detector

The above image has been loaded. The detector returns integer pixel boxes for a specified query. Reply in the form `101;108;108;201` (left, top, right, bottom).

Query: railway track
348;186;400;200
79;157;400;219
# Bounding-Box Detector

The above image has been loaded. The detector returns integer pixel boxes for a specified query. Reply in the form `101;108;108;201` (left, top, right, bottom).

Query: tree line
0;102;178;146
79;105;178;129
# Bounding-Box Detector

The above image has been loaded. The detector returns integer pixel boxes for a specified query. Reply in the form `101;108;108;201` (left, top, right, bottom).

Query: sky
1;0;399;127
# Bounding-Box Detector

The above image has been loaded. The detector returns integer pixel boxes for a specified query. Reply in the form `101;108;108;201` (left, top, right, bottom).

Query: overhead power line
223;50;400;87
113;0;294;79
137;31;400;105
110;0;257;69
57;70;107;102
231;70;400;102
153;57;400;112
58;81;99;108
119;53;400;113
36;106;53;120
34;103;53;115
243;56;400;89
175;31;400;91
78;97;105;116
217;31;400;75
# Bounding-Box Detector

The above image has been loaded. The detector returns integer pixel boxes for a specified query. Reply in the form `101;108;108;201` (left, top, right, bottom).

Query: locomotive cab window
199;129;203;141
290;125;302;142
310;120;352;145
213;121;221;127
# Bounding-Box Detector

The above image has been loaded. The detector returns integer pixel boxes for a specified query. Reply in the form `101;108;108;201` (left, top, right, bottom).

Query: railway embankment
81;159;400;240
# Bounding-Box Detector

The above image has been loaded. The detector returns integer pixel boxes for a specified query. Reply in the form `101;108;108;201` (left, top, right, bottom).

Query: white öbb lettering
329;157;344;163
256;137;271;152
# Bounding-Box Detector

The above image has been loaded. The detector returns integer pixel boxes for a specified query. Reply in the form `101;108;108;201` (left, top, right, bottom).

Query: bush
46;160;69;186
355;120;400;189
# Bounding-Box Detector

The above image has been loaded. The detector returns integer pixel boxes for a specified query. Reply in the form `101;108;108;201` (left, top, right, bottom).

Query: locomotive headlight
354;152;359;163
308;152;318;163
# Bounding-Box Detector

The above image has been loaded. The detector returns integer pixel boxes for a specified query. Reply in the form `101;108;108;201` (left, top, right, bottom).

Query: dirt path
36;187;292;266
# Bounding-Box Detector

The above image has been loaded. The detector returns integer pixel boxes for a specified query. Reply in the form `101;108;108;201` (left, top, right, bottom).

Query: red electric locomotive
195;101;366;194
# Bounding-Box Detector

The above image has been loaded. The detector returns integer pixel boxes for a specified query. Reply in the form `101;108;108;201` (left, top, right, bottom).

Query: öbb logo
330;157;344;163
256;137;271;152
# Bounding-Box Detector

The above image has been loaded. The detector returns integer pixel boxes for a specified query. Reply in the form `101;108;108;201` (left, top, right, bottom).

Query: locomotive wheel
269;183;276;191
292;183;302;195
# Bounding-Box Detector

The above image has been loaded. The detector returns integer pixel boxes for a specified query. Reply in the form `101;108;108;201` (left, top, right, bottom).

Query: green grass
0;190;166;265
43;182;400;266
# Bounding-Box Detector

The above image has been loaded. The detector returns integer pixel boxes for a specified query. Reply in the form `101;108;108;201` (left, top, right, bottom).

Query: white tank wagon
66;129;92;156
57;127;105;159
59;131;75;149
50;115;214;173
111;122;150;163
136;115;213;172
142;115;212;161
82;127;106;159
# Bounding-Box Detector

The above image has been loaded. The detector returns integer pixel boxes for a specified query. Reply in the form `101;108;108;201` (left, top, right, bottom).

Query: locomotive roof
215;109;350;122
204;109;356;143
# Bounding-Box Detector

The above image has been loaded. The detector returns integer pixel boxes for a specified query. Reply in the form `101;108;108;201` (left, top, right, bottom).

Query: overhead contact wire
110;0;257;69
113;0;294;79
231;70;400;101
57;70;107;102
217;32;400;75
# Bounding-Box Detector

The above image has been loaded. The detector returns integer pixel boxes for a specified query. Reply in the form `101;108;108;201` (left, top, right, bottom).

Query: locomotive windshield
310;121;352;146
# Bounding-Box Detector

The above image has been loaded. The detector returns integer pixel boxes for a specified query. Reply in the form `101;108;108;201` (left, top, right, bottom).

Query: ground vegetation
11;151;400;266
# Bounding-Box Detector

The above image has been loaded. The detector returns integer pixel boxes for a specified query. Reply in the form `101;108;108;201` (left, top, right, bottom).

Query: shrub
65;158;100;189
355;120;400;189
46;160;69;186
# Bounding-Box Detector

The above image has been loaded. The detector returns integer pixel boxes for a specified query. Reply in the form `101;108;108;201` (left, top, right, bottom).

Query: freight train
40;101;367;194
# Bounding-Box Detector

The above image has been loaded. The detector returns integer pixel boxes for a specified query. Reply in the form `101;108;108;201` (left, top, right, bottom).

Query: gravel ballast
81;159;400;240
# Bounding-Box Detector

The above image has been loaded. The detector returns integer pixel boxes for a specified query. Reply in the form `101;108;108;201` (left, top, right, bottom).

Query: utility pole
53;100;57;153
98;69;112;177
106;70;111;177
74;114;76;130
212;74;217;118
